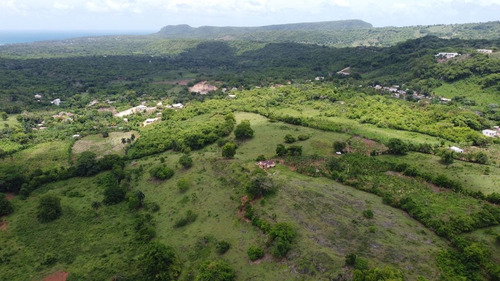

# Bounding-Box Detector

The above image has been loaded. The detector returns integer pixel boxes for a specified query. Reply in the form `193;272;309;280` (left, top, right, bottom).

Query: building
477;49;493;54
143;118;159;126
172;103;184;109
435;53;460;59
51;99;61;106
34;94;42;99
450;146;464;153
482;129;498;137
256;160;276;169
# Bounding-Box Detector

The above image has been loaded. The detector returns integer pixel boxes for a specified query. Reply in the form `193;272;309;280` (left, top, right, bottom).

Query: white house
143;118;159;126
450;146;464;153
51;99;61;106
34;94;42;99
172;103;184;109
477;49;493;54
482;129;498;137
435;53;460;59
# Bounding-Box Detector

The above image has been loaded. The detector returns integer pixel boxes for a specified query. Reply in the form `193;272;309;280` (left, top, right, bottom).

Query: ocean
0;30;154;45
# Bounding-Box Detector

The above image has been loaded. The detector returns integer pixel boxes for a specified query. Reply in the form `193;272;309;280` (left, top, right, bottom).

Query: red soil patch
0;221;8;231
43;271;68;281
4;193;15;201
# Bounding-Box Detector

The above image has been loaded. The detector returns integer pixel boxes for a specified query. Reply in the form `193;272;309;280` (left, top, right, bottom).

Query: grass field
0;114;20;128
0;141;71;172
433;79;498;107
0;176;140;281
378;152;500;195
72;131;138;157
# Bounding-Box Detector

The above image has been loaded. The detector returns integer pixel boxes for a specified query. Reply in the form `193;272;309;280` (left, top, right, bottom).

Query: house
482;129;498;137
256;160;276;169
477;49;493;54
34;94;42;99
374;85;382;90
143;118;159;126
72;134;80;138
315;76;324;81
435;53;460;59
51;99;61;106
450;146;464;153
228;94;236;99
172;103;184;109
440;97;452;103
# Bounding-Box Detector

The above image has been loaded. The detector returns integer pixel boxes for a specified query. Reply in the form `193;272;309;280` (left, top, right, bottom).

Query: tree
176;178;190;193
150;166;175;180
247;246;265;261
101;131;109;138
333;141;347;152
0;193;14;216
276;144;286;157
75;151;99;176
1;112;7;121
234;120;254;140
284;134;296;143
386;138;408;155
440;150;455;165
269;223;296;258
196;260;235;281
286;145;302;156
37;195;62;223
140;242;181;281
222;142;236;158
246;174;276;199
215;241;231;255
178;154;193;168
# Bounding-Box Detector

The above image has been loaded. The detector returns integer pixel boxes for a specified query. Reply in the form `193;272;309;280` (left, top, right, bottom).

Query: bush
222;142;236;158
177;178;190;193
0;193;13;216
174;210;197;227
362;209;374;219
196;259;235;281
297;134;310;141
246;175;277;199
269;223;296;258
386;138;409;155
276;144;287;157
150;165;175;180
255;155;266;161
286;145;303;156
140;242;181;281
333;141;346;152
179;154;193;168
247;246;265;261
75;151;99;176
284;134;296;143
234;120;254;140
215;241;231;255
37;195;62;223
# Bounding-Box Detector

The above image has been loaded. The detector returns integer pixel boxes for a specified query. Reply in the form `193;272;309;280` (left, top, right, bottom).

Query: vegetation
0;24;499;281
36;195;62;223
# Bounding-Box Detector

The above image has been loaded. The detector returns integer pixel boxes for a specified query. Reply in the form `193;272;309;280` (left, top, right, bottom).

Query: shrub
234;120;254;140
174;210;197;227
297;134;310;141
276;144;287;156
75;151;99;176
140;242;181;281
345;253;357;266
333;141;346;152
103;181;126;205
255;155;266;161
150;165;175;180
247;246;265;261
37;195;62;223
386;138;409;155
284;134;296;143
177;178;190;193
269;223;296;258
215;241;231;255
222;142;236;158
362;209;374;219
246;175;277;199
286;145;303;156
196;259;235;281
0;193;13;216
179;154;193;168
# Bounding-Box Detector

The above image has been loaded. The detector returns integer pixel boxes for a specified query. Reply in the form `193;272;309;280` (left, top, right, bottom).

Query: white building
477;49;493;54
435;53;460;59
450;146;464;153
482;129;498;137
172;103;184;109
143;118;159;126
51;99;61;106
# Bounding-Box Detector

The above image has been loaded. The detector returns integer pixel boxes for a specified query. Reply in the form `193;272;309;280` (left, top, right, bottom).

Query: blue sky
1;0;499;31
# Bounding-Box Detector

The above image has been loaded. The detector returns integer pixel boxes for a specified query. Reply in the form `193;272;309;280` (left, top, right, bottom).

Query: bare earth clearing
189;81;218;94
43;271;68;281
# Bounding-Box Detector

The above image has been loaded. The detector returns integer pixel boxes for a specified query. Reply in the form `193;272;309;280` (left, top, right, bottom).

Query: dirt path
4;193;15;201
0;221;8;231
43;271;68;281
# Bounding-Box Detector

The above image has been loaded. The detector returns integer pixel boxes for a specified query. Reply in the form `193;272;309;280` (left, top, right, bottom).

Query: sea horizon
0;30;155;45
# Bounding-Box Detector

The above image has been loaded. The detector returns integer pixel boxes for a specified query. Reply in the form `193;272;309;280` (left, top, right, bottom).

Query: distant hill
157;20;500;47
158;20;372;38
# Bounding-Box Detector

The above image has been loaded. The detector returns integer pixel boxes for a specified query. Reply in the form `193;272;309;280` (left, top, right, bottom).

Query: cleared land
72;131;138;157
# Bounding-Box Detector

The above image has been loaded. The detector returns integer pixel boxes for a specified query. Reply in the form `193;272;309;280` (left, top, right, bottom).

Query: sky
0;0;499;31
